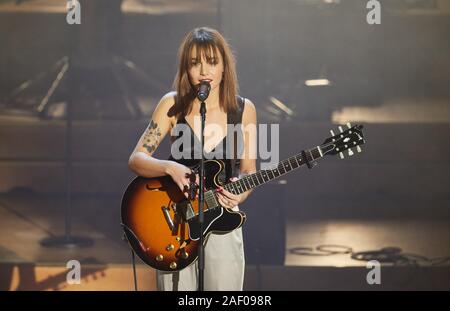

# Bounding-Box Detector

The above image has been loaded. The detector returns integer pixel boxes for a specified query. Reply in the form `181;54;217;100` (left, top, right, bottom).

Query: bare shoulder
158;91;177;110
242;98;257;124
153;91;177;124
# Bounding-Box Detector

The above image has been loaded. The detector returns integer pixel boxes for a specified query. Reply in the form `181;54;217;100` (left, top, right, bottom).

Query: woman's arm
129;93;195;196
129;93;202;197
128;92;178;178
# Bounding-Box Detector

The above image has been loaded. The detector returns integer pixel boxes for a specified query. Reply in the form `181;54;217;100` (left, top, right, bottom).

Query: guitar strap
228;96;245;178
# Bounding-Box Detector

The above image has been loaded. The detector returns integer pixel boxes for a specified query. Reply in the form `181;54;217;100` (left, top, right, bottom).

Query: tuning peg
339;152;344;159
338;126;343;133
346;122;352;129
330;129;335;136
356;145;362;153
348;149;354;156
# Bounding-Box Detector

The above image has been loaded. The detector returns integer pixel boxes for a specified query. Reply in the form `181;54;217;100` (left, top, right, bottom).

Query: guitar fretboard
223;146;323;195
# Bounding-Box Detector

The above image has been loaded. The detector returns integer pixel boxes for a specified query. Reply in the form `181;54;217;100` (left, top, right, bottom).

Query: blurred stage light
269;96;294;116
304;79;331;87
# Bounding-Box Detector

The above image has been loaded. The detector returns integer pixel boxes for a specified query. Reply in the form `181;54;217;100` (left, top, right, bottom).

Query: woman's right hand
166;161;198;199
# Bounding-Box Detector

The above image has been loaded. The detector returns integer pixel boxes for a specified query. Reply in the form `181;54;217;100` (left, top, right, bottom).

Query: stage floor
0;193;449;290
286;218;450;267
1;193;449;266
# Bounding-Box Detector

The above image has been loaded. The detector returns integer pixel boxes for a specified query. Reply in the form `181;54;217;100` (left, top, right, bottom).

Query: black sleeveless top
168;96;245;183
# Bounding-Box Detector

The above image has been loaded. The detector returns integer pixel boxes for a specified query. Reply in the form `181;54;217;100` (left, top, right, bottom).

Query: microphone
196;81;211;101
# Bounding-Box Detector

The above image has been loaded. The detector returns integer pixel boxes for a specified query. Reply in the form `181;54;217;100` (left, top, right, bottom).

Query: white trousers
156;224;245;291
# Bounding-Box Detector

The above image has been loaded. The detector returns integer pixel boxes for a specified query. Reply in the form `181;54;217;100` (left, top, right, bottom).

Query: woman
128;27;257;291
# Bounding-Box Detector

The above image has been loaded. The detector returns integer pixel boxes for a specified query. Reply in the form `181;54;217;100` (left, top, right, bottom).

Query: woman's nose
200;63;206;75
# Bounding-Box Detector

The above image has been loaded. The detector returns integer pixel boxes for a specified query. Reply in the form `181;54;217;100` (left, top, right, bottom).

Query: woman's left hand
215;177;249;209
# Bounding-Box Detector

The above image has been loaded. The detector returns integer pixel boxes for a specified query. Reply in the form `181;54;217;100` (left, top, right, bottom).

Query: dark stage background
0;0;449;291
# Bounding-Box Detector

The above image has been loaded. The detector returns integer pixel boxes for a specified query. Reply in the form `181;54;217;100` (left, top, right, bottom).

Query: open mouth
199;79;212;83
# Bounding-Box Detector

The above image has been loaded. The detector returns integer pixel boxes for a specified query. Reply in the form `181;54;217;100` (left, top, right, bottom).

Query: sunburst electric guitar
121;123;365;271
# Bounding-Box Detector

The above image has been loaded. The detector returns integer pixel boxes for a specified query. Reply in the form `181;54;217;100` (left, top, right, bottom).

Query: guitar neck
224;146;324;195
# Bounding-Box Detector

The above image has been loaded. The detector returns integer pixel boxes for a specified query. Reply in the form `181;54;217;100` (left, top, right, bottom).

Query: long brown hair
170;27;239;119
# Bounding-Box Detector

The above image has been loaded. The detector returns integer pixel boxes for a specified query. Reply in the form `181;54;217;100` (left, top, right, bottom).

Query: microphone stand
198;100;206;291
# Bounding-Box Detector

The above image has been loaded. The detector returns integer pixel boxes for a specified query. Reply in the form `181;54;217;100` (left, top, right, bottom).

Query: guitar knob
348;149;354;156
181;250;189;259
170;262;177;270
166;244;174;251
339;152;344;159
156;254;164;262
356;146;362;153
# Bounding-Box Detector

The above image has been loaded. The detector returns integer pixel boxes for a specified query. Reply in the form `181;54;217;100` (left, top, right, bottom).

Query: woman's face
188;45;224;95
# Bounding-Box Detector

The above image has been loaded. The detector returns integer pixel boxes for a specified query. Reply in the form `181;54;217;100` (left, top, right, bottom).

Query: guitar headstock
321;123;365;159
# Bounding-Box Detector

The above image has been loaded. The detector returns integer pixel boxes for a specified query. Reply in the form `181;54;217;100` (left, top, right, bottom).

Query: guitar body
121;123;366;272
121;159;246;272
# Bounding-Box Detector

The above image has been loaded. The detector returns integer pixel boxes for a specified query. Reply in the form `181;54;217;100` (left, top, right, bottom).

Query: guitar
121;123;365;271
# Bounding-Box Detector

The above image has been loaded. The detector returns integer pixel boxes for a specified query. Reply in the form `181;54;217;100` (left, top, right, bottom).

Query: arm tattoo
142;120;161;154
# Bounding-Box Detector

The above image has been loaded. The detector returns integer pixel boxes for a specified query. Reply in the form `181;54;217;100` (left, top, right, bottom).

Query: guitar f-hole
161;205;174;231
